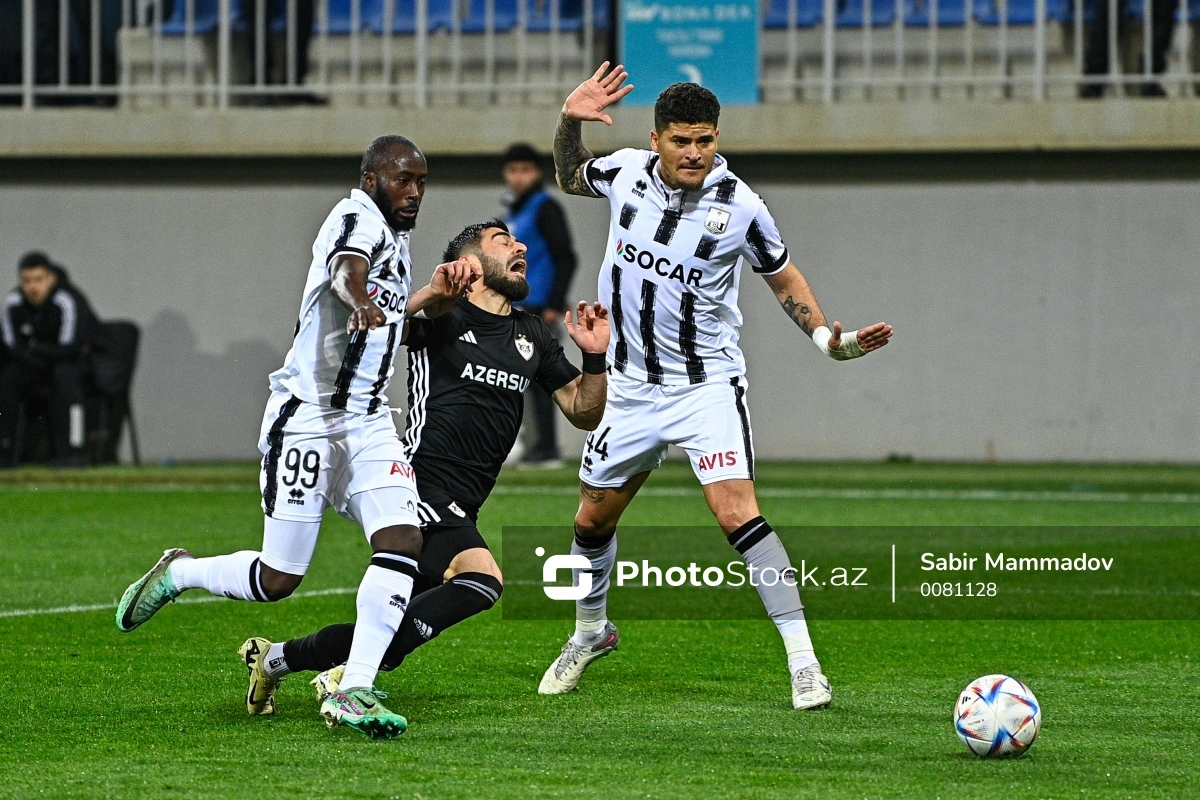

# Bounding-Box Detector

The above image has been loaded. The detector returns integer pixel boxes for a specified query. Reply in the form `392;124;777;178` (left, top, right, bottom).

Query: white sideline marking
0;586;355;620
2;483;1199;503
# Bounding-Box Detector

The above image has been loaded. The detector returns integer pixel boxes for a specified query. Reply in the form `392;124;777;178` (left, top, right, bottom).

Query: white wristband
811;325;865;361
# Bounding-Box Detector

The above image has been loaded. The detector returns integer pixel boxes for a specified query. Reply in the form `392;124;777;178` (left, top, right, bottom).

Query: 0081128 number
920;582;997;597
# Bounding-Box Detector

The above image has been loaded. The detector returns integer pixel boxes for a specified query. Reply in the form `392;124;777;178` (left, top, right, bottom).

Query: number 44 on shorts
585;427;612;462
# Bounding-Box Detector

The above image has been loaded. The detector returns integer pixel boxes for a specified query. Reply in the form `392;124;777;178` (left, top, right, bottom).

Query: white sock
168;551;267;601
730;517;820;674
572;530;617;645
340;557;417;691
778;619;819;674
264;642;291;679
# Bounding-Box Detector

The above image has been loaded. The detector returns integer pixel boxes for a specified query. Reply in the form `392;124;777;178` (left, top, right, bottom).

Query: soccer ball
954;674;1041;758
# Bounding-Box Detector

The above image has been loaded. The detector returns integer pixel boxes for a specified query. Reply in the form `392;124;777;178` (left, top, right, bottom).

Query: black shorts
415;487;489;584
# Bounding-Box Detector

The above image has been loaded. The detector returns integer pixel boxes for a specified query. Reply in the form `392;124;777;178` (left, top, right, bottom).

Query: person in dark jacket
501;143;580;467
0;251;99;466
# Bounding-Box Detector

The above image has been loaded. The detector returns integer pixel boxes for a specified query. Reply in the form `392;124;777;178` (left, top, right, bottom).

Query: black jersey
401;298;580;517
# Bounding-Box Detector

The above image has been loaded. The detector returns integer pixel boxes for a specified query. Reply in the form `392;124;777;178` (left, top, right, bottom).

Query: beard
372;186;418;231
480;254;530;301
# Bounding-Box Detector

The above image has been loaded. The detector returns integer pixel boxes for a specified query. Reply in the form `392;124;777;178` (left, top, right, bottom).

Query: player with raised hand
539;65;893;709
115;135;480;740
233;220;609;720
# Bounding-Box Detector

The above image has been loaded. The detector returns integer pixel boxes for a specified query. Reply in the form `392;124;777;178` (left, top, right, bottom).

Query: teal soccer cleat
320;686;407;740
115;548;190;632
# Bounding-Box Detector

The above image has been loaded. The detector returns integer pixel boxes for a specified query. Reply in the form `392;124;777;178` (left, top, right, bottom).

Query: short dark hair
18;251;52;272
443;219;509;263
653;83;721;131
360;134;422;177
502;143;542;167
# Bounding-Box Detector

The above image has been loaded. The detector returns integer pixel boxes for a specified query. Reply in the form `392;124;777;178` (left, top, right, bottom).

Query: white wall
2;162;1196;462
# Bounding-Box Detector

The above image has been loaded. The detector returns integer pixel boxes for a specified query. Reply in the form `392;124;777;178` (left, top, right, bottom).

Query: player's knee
369;524;422;557
260;569;302;601
714;505;760;535
574;511;617;539
445;548;502;584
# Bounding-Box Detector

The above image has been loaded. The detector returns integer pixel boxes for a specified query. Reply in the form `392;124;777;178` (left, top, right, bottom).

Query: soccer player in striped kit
538;65;894;709
115;135;479;739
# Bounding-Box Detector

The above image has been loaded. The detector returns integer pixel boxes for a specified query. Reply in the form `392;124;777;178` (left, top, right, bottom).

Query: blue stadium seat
764;0;824;27
457;0;518;31
973;0;1068;23
594;0;611;28
527;0;585;31
904;0;968;25
1127;0;1200;20
325;0;379;34
837;0;898;26
161;0;241;35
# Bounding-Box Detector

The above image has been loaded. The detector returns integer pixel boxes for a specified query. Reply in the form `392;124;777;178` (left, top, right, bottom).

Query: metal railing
0;0;1196;108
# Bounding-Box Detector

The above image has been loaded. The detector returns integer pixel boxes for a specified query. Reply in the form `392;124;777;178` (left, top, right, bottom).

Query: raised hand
829;320;893;355
564;301;611;354
429;257;481;299
562;62;634;126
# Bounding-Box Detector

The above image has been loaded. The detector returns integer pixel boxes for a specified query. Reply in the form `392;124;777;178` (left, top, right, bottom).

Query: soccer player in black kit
237;220;610;723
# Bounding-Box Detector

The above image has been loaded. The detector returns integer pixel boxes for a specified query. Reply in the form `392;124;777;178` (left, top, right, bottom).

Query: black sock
280;572;503;674
282;622;356;674
380;572;502;670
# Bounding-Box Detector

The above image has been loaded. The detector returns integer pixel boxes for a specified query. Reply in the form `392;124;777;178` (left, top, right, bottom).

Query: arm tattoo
581;483;608;504
554;114;600;198
781;295;815;336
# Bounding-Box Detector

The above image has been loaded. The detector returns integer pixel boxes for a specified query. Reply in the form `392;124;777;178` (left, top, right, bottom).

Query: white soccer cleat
791;666;832;710
311;665;345;705
538;622;619;695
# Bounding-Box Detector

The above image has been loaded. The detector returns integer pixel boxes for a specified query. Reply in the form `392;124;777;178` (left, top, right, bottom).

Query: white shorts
579;371;756;488
258;390;420;531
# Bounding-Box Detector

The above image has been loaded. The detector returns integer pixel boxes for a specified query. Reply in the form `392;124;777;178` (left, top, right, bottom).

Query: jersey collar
350;187;393;230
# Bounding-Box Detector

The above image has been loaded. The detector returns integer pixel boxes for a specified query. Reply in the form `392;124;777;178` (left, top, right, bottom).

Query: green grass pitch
1;462;1197;799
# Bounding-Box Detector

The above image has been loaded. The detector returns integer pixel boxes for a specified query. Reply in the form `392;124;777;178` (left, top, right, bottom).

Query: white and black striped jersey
582;149;790;385
270;189;412;415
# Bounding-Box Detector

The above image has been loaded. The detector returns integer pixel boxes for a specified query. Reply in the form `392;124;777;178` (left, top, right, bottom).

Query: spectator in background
1080;0;1180;98
501;143;579;468
0;252;99;467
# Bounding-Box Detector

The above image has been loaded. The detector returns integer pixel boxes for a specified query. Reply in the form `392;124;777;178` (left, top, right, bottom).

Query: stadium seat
1126;0;1200;20
903;0;969;26
325;0;379;34
89;321;142;466
161;0;242;35
527;0;585;31
764;0;824;28
444;0;518;31
973;0;1069;24
367;0;469;34
837;0;898;26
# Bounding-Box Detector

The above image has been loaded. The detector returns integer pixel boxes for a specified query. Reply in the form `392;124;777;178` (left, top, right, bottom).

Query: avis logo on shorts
698;451;738;471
